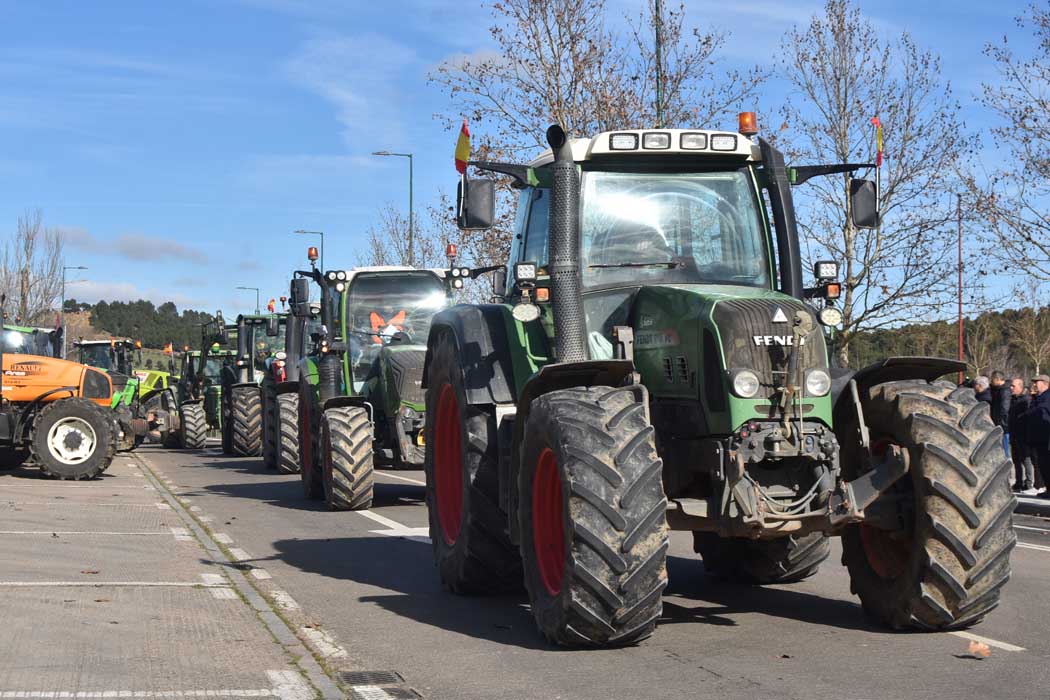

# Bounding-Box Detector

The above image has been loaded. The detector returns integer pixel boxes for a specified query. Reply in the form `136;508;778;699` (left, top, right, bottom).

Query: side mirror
290;278;309;305
850;179;879;229
266;315;279;337
457;178;495;230
491;267;507;297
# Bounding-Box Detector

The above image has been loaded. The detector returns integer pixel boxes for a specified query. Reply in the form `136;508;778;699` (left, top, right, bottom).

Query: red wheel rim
434;384;463;545
860;438;911;580
532;448;565;596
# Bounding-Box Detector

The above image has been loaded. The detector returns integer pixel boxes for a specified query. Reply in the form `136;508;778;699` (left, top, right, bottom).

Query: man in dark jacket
1009;377;1034;492
974;375;991;404
990;371;1012;461
1026;374;1050;497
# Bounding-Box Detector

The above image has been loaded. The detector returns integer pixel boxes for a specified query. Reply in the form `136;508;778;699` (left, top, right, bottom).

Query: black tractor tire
299;381;323;499
30;398;115;480
694;532;830;584
396;442;425;469
220;390;233;455
179;403;207;449
276;393;300;474
423;330;521;594
519;386;669;647
230;387;263;457
261;382;278;469
842;380;1016;630
0;447;30;469
320;406;374;511
162;429;180;448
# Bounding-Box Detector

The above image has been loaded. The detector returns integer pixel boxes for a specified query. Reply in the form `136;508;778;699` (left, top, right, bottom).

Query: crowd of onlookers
972;371;1050;497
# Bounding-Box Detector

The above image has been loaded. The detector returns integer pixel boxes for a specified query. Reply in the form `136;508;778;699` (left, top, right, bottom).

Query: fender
422;305;517;405
831;356;966;426
504;359;637;544
321;395;373;423
275;380;299;396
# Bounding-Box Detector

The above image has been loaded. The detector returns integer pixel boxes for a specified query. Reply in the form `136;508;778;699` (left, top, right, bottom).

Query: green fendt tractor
168;316;236;449
75;338;151;450
298;260;489;510
421;120;1015;647
261;283;320;474
220;312;287;457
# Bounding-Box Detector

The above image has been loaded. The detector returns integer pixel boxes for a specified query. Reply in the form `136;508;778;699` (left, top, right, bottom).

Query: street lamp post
236;286;260;314
372;151;414;266
293;229;325;271
61;265;87;358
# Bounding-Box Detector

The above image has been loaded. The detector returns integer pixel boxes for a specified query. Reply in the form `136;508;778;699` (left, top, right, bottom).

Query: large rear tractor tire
842;380;1016;630
261;382;277;469
519;386;669;647
276;393;300;474
299;382;323;499
230;387;262;457
30;399;115;480
694;532;830;584
179;403;207;449
320;406;374;511
423;330;521;594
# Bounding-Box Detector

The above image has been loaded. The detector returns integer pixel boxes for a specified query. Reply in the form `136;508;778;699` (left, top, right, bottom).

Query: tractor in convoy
1;299;117;477
219;312;288;458
261;284;320;474
297;250;492;510
74;338;152;450
421;117;1015;647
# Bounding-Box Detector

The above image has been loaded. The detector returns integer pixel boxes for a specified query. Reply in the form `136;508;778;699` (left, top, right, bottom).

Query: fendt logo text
753;335;806;346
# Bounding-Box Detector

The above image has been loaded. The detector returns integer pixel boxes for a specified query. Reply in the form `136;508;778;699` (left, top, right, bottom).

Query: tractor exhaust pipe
546;124;587;363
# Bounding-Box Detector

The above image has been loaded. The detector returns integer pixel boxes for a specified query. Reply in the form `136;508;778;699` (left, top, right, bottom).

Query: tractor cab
230;313;287;384
2;324;61;358
75;339;144;417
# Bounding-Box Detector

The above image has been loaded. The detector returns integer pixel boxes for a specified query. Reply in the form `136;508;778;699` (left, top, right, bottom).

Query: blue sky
0;0;1031;316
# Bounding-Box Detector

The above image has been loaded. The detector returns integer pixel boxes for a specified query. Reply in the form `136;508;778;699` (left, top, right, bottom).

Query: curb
1016;496;1050;517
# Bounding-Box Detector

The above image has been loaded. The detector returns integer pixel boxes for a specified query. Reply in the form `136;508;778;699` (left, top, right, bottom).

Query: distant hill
63;299;215;350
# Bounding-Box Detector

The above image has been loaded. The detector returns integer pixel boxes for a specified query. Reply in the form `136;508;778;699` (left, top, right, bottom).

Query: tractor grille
383;348;427;405
711;298;827;399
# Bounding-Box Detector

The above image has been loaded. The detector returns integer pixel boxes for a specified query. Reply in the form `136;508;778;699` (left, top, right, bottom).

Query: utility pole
654;0;664;128
372;151;415;266
957;193;964;385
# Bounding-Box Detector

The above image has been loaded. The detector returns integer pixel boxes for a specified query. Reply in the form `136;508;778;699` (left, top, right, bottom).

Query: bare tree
776;0;973;365
1006;284;1050;375
0;209;64;324
430;0;765;265
362;205;449;270
971;5;1050;277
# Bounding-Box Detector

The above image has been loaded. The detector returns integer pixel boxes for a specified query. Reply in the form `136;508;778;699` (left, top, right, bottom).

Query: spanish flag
871;116;883;167
454;119;470;174
163;342;173;355
267;299;276;313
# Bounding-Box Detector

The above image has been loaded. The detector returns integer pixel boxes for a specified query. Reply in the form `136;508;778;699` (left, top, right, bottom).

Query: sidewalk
0;453;332;700
1016;494;1050;517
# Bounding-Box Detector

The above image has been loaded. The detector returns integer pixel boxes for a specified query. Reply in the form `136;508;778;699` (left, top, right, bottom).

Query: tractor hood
1;353;113;406
629;284;831;434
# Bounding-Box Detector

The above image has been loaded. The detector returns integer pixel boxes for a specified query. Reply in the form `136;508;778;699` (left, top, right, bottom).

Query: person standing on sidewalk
1009;377;1036;493
990;371;1012;457
1026;374;1050;498
974;376;992;404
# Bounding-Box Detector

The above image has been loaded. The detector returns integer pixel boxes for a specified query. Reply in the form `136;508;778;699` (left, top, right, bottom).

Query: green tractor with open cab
219;312;288;458
420;118;1015;647
74;338;152;451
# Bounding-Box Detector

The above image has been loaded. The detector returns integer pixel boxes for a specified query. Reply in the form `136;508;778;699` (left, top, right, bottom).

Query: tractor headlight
326;271;337;281
336;271;347;281
818;307;842;327
335;282;345;292
710;134;738;151
805;369;832;396
729;369;761;399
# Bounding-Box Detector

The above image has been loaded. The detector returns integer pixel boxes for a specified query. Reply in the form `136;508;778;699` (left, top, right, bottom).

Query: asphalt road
136;444;1050;700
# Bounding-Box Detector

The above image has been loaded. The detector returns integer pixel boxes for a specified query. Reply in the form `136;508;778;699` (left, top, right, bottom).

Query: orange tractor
1;316;118;479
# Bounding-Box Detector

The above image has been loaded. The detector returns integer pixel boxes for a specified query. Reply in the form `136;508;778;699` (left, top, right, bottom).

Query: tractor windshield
249;322;286;372
580;170;771;289
202;357;227;381
79;344;116;371
344;273;447;384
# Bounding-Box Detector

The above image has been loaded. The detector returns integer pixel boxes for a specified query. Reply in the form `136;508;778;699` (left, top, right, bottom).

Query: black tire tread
230;387;262;457
277;393;300;474
322;406;374;511
696;532;830;584
179;402;207;449
31;399;115;480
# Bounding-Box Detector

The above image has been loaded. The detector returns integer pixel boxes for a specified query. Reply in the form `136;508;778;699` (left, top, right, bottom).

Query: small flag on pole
163;342;173;355
267;299;276;313
871;116;883;167
454;119;470;174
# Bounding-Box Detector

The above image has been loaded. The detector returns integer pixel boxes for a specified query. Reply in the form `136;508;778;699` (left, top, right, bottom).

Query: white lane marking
170;527;192;542
265;671;312;700
1014;525;1050;533
228;548;252;561
200;573;226;586
1017;542;1050;553
0;531;168;536
210;587;238;600
299;627;347;659
0;691;274;698
213;533;234;544
198;516;213;523
949;630;1026;652
375;472;425;486
356;509;431;543
189;505;203;513
157;503;173;510
0;483;150;489
0;581;227;588
271;590;299;611
0;502;165;508
250;569;272;580
349;687;396;700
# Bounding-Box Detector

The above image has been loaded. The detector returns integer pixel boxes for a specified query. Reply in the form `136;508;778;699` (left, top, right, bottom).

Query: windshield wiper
588;260;682;269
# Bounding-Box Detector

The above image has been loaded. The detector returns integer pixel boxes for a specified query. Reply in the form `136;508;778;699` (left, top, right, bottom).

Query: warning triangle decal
772;307;788;323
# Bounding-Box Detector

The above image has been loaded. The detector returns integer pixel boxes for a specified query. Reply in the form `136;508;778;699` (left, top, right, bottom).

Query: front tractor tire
276;393;300;474
694;532;830;584
519;386;670;647
230;387;263;457
299;381;323;499
179;403;207;449
843;380;1016;630
30;398;116;480
423;331;521;594
261;382;278;469
320;406;374;511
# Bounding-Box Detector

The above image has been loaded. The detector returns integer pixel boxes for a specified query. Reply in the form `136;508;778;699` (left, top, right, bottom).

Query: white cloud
65;279;206;308
62;229;207;263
